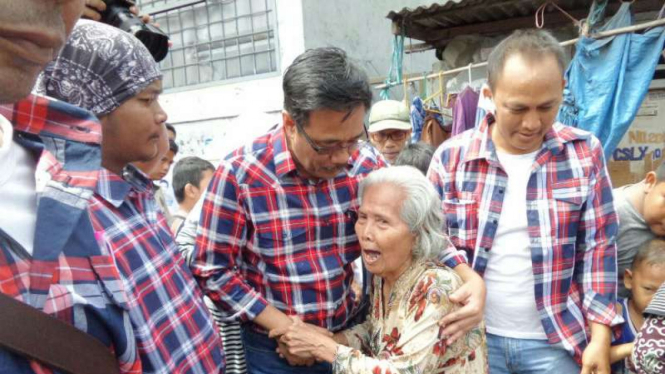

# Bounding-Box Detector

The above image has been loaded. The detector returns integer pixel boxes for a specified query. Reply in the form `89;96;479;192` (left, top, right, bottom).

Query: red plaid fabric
0;95;141;374
192;125;466;332
428;114;621;363
89;167;225;374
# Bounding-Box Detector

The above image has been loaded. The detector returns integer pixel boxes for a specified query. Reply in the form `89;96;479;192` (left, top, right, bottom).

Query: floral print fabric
334;260;487;373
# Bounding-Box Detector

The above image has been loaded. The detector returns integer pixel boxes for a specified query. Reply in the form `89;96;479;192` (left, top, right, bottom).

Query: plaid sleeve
577;137;619;326
427;147;468;269
192;160;268;322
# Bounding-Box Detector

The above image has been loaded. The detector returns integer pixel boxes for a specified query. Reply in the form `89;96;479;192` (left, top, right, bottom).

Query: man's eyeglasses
369;130;410;143
294;120;368;155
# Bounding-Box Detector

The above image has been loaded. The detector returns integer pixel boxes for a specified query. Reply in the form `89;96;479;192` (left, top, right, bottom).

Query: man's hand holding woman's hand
269;316;337;364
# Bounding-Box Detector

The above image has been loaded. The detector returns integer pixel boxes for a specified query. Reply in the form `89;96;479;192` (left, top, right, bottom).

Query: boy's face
152;150;175;181
625;263;665;313
101;80;167;168
643;173;665;236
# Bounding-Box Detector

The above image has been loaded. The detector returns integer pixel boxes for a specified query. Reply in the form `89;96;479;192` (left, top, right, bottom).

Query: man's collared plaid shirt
192;124;466;331
89;165;225;374
0;95;141;374
428;114;621;363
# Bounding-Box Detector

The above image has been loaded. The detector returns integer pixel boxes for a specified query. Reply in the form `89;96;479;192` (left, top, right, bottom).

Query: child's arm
610;342;634;364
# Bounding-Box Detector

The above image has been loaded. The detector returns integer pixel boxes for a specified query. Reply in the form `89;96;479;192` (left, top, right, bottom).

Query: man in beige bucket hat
368;100;412;163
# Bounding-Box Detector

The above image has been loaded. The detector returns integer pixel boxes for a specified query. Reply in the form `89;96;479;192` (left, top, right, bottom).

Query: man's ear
283;111;296;136
624;268;634;291
184;183;197;200
482;86;493;101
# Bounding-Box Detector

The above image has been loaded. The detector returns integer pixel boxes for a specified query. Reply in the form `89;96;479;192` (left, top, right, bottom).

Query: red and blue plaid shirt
0;95;141;374
89;166;225;374
428;114;621;363
192;125;465;331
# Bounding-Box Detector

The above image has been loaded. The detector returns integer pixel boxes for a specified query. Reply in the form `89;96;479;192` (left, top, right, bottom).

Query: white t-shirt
0;114;38;255
484;149;547;340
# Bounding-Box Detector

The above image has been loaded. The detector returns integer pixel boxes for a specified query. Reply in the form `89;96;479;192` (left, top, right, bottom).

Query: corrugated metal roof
386;0;594;42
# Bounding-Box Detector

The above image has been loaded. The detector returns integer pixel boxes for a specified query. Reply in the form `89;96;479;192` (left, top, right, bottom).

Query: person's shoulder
218;126;279;178
553;123;603;153
348;143;386;176
416;261;464;292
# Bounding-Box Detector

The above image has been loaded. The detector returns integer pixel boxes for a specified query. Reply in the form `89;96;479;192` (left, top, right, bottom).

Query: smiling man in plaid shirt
428;29;620;374
192;47;485;374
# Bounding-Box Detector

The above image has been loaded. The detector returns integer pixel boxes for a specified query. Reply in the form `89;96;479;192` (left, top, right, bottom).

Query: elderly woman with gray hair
270;166;487;373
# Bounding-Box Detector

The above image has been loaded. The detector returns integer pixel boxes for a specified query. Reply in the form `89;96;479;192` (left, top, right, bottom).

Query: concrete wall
301;0;440;101
161;0;444;163
160;0;306;163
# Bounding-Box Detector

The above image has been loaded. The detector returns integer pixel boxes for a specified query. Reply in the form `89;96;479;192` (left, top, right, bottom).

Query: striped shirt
428;114;621;363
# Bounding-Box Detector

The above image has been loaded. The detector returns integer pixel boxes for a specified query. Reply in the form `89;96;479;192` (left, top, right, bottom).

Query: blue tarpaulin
557;2;665;159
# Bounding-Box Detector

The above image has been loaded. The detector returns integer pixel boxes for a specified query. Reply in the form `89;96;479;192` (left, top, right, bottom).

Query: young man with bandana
36;20;225;374
0;1;142;373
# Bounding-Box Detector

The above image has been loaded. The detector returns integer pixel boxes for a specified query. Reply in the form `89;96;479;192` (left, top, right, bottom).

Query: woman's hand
269;316;338;363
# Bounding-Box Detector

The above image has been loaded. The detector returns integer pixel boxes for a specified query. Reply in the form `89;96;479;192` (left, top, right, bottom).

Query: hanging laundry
558;2;665;158
451;86;480;136
410;96;444;142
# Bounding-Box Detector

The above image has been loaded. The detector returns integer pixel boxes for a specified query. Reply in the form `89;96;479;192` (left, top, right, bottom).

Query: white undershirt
0;114;38;255
484;149;547;340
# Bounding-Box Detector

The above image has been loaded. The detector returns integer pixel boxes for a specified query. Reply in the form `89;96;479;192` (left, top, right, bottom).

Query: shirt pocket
551;178;589;206
254;223;309;254
551;178;589;244
442;199;478;251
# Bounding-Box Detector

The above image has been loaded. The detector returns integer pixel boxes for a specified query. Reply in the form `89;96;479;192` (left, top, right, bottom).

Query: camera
100;0;170;62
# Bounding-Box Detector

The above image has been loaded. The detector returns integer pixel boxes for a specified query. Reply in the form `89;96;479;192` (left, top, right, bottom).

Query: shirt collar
463;113;569;165
96;164;153;208
272;125;298;178
0;94;102;144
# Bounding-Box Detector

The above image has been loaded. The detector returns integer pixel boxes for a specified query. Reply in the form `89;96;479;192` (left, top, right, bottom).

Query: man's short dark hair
487;29;567;91
172;157;215;203
166;123;176;138
632;238;665;270
655;162;665;182
283;47;372;127
393;142;435;175
169;139;179;155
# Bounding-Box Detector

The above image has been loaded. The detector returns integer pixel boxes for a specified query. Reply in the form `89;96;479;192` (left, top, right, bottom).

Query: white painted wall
160;0;442;164
160;0;306;163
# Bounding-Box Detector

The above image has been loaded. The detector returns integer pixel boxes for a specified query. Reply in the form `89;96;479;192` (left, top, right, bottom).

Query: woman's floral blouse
334;259;487;373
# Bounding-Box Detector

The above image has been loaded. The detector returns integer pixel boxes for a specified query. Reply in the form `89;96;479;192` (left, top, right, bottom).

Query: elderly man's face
355;183;415;285
0;0;85;103
487;53;564;155
369;129;411;163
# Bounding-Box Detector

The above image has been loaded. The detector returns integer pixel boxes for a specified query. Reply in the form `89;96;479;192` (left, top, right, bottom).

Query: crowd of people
0;2;664;374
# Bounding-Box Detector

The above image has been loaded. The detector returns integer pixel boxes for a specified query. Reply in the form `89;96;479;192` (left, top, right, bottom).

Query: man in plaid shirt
192;47;485;374
35;20;225;374
428;29;620;374
0;1;141;373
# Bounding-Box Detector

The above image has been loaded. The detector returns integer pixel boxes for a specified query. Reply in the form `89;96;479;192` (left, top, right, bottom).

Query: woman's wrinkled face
355;183;415;284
